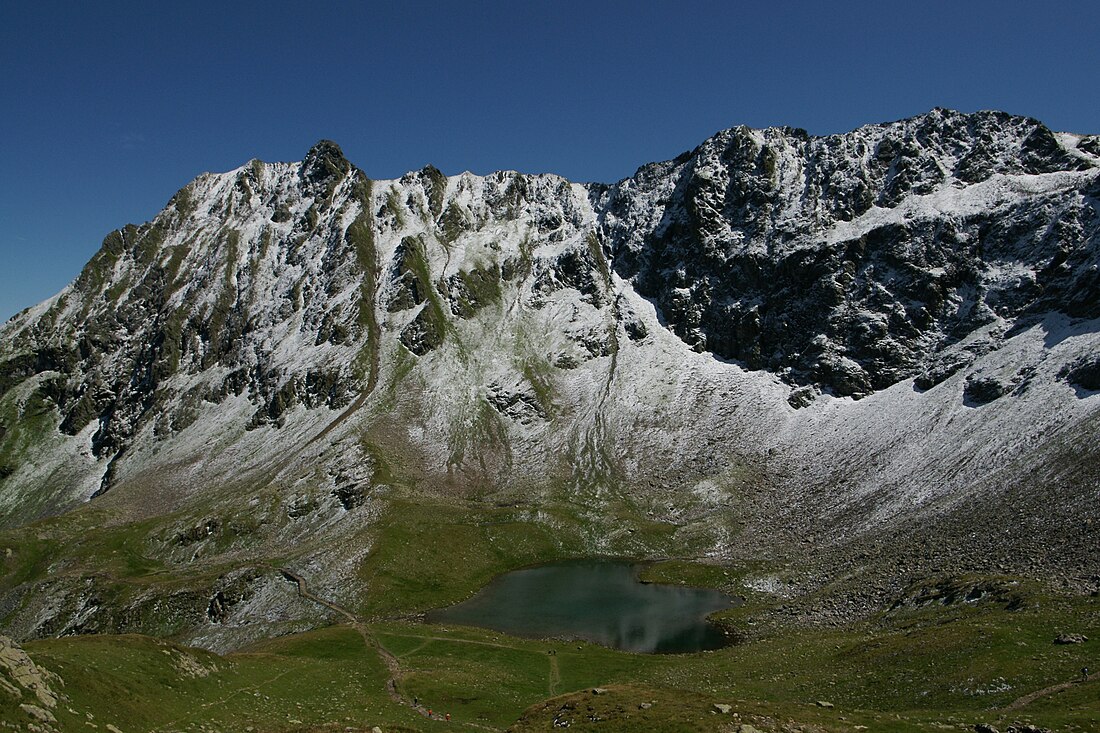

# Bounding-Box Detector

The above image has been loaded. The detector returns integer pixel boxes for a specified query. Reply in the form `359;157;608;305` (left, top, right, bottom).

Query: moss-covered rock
439;201;470;243
385;236;430;312
298;140;352;203
399;304;445;356
441;264;502;318
419;164;447;218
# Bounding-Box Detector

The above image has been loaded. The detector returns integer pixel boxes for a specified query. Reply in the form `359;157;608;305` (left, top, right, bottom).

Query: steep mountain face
1;110;1099;647
1;143;377;515
598;108;1100;398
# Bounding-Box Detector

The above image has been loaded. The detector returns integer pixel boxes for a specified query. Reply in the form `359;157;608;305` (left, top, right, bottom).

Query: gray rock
19;704;56;724
0;635;59;709
787;385;817;409
964;375;1012;405
1054;632;1088;644
1060;356;1100;391
601;110;1100;398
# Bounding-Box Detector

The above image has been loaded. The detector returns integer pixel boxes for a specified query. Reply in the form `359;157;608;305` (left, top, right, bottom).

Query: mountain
1;109;1099;651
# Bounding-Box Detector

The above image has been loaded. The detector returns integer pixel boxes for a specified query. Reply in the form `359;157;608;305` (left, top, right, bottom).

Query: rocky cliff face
1;143;377;514
0;110;1099;645
597;108;1100;398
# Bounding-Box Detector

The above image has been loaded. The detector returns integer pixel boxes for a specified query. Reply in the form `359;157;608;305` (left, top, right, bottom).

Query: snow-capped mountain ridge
598;108;1099;396
0;111;1098;642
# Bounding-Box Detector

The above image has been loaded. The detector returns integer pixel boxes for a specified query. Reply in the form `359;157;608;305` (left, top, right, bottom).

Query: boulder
0;635;59;708
19;704;56;724
964;374;1011;404
1054;633;1088;644
1059;356;1100;391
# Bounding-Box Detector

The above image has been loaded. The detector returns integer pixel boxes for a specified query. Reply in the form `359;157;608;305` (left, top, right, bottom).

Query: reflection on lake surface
426;559;736;654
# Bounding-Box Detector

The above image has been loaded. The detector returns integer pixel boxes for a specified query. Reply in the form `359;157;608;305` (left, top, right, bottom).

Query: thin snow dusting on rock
1;109;1098;643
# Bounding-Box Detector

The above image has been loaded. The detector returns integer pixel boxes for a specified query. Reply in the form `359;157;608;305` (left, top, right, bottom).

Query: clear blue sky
2;1;1097;322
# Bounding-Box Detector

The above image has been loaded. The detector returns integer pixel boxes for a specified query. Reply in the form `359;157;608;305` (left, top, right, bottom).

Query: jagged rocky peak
0;111;1098;522
299;139;354;193
0;135;619;512
0;140;384;504
598;108;1100;399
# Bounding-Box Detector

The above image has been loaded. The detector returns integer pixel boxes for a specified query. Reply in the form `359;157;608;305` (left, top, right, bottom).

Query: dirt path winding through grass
1003;670;1097;711
548;654;560;696
278;567;503;731
277;569;405;702
373;631;529;651
150;667;297;732
366;628;564;698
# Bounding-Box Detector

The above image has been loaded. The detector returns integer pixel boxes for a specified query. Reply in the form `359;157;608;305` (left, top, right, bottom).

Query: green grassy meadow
0;485;1097;732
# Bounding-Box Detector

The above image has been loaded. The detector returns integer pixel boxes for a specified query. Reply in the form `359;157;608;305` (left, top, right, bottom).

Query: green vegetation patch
511;684;757;733
384;186;406;228
374;621;640;728
0;383;60;499
371;589;1100;732
439;202;470;243
23;627;423;733
10;593;1097;733
638;559;734;589
0;489;1096;733
354;482;747;622
357;495;564;617
445;263;503;318
348;174;381;389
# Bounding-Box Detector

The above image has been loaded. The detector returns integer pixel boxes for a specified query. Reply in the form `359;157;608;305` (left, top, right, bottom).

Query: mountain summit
0;109;1098;649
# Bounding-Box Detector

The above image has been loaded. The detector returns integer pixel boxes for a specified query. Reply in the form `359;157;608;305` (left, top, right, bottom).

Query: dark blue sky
2;1;1098;322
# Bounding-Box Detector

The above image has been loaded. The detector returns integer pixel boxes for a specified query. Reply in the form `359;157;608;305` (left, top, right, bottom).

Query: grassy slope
354;486;728;620
376;593;1099;732
24;627;424;733
0;472;1097;731
8;592;1097;732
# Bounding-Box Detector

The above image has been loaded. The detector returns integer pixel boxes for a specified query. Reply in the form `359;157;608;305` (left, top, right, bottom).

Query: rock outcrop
597;109;1100;397
0;635;61;732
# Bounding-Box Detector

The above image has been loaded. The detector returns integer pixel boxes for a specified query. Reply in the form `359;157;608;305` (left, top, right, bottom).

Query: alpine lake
426;559;738;654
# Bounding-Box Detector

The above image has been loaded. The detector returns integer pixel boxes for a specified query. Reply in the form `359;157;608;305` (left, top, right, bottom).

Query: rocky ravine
0;109;1098;646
